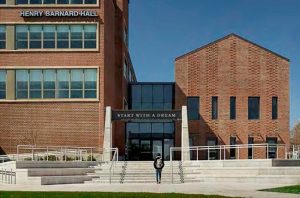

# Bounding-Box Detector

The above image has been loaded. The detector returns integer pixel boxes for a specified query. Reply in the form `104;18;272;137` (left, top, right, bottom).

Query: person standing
153;153;164;184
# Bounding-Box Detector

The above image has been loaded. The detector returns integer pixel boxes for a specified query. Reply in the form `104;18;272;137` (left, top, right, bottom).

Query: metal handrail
109;148;119;184
0;169;16;184
169;143;289;184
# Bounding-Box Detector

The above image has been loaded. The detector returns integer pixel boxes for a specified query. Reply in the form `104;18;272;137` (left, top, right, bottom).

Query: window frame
272;96;278;120
14;23;99;51
0;70;6;100
187;96;199;120
248;97;260;120
0;25;6;49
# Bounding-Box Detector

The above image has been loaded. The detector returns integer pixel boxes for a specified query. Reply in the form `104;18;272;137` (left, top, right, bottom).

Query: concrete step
27;168;95;176
16;161;99;169
38;175;99;185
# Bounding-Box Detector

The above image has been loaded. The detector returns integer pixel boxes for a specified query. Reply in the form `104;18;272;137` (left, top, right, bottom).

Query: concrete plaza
0;182;299;198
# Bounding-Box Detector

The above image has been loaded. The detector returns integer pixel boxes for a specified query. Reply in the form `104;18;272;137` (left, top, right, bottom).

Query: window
16;0;97;4
29;25;42;49
0;0;6;4
187;97;199;120
266;137;277;159
248;136;254;159
123;60;127;79
230;137;236;159
212;96;218;120
84;69;97;98
15;24;97;50
0;70;6;99
15;69;97;100
29;70;42;98
207;138;218;160
16;25;28;49
142;85;152;110
16;70;29;99
43;70;56;98
248;97;260;120
272;97;278;119
153;85;163;109
230;96;236;120
0;25;5;49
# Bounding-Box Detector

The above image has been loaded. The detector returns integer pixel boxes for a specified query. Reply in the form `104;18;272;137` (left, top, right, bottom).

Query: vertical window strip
212;96;218;120
272;97;278;120
230;96;236;120
0;70;6;99
0;25;6;49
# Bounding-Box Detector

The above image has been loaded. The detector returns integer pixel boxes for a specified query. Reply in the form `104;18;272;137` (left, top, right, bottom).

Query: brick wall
175;34;290;159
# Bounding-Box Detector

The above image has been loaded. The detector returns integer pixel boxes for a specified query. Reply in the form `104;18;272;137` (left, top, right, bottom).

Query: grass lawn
261;185;300;194
0;192;237;198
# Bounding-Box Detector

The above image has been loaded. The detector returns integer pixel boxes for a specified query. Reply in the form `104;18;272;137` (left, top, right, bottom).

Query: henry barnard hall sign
20;10;98;17
112;110;182;121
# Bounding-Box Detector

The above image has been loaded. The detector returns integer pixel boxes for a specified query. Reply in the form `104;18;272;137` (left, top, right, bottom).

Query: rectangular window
266;137;277;159
43;25;56;49
15;0;97;4
248;136;254;159
29;70;42;98
207;138;218;160
0;0;6;4
187;97;199;120
272;97;278;120
16;70;29;99
230;137;236;159
16;24;97;50
15;69;97;100
16;25;28;49
212;96;218;120
230;96;236;120
43;70;56;98
84;69;97;98
71;69;83;98
0;70;6;99
248;97;260;120
29;25;42;49
0;25;6;49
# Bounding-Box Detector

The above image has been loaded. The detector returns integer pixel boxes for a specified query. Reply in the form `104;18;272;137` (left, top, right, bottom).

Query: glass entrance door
152;140;163;159
140;140;151;160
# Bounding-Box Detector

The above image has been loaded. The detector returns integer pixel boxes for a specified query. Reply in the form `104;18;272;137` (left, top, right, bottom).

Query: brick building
0;1;290;160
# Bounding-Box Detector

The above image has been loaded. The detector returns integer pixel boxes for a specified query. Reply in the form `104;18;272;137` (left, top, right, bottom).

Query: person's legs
155;169;159;183
158;169;162;183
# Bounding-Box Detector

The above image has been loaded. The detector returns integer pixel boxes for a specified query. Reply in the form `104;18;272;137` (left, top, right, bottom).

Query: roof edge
175;33;290;62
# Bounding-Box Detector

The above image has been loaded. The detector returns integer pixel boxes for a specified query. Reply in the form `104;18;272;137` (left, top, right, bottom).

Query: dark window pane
131;85;141;102
0;41;5;49
272;97;278;119
152;123;163;138
17;91;28;99
30;70;42;89
0;0;6;4
248;97;260;120
30;90;41;98
127;123;139;138
30;41;41;48
84;69;97;89
230;137;236;159
266;137;277;159
16;0;28;4
71;0;83;3
153;85;163;103
17;41;28;49
44;32;55;40
153;103;164;110
43;90;55;98
164;103;172;110
212;96;218;120
140;123;151;138
44;0;55;3
164;85;173;103
43;41;55;48
142;85;152;103
132;102;141;110
230;96;236;120
84;40;96;48
84;90;96;98
58;90;69;98
57;70;69;89
141;103;152;110
84;0;96;4
30;0;42;4
0;82;5;90
43;70;55;89
71;41;82;48
164;123;174;138
16;70;28;90
0;91;5;99
248;137;254;159
187;97;199;120
57;0;69;3
57;41;69;48
0;32;5;40
71;90;83;98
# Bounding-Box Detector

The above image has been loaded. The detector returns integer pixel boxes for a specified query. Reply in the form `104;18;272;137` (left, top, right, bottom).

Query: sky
128;0;300;129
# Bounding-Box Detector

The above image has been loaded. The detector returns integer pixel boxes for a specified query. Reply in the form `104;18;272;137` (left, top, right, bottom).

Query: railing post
252;144;254;159
237;146;240;160
208;147;210;160
197;147;199;161
276;145;279;159
266;144;269;159
223;146;225;160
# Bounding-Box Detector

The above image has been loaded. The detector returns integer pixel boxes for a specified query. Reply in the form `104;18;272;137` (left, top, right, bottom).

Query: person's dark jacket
153;157;165;169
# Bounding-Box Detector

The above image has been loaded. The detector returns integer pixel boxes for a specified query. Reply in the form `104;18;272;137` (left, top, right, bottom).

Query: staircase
86;161;185;184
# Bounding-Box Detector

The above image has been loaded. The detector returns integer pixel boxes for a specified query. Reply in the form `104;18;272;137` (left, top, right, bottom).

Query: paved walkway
0;182;299;198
